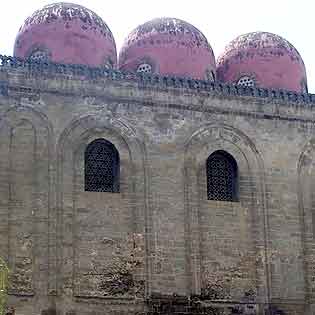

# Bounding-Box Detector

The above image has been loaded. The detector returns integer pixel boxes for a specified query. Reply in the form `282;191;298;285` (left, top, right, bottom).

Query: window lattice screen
206;151;238;201
237;75;255;87
84;138;120;192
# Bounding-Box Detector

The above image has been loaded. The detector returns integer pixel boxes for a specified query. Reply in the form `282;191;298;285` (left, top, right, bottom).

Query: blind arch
206;150;238;201
84;138;120;192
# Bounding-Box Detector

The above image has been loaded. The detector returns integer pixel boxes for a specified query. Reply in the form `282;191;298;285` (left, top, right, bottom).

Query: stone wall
0;66;313;314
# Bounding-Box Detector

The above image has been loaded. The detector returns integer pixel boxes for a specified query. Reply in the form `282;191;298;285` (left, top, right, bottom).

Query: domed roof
14;2;117;68
118;17;216;81
217;32;307;93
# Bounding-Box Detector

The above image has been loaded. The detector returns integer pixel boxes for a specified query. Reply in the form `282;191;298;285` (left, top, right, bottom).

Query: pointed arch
56;114;149;299
0;105;54;303
184;123;269;303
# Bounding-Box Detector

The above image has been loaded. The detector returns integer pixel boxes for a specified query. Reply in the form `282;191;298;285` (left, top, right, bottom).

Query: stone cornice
1;55;315;124
0;55;313;101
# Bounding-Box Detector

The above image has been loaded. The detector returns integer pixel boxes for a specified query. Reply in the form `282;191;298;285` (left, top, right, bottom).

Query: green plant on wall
0;258;9;315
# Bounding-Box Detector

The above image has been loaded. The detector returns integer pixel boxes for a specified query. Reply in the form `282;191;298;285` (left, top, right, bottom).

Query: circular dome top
118;17;216;81
14;2;117;68
217;32;307;92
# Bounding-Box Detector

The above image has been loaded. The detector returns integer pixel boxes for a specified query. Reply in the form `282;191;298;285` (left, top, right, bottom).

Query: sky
1;0;314;91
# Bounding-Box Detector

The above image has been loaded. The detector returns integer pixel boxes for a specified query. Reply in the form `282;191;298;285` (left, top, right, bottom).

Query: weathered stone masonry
0;59;314;314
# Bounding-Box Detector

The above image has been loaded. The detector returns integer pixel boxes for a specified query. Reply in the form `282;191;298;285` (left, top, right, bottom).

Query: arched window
237;75;255;88
29;49;50;62
137;63;152;74
206;150;238;201
84;139;120;192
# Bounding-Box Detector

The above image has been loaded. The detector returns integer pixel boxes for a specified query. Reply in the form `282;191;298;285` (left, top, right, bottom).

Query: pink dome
217;32;307;93
14;2;117;68
118;18;216;81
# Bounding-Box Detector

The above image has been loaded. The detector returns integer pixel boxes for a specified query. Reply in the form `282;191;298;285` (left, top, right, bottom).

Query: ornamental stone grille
29;49;49;62
206;150;238;201
137;63;152;74
237;76;255;87
84;138;120;192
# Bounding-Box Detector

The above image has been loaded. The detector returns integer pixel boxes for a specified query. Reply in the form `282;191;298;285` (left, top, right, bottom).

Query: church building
0;2;314;315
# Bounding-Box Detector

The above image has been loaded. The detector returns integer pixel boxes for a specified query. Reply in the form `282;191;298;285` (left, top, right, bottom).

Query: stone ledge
0;54;314;105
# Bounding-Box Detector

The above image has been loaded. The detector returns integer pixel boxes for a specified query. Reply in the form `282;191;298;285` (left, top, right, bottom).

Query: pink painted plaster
14;2;117;67
118;18;216;80
217;32;307;92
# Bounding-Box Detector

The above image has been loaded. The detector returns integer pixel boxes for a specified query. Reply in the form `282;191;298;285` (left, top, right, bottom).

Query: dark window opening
84;138;120;192
206;150;238;201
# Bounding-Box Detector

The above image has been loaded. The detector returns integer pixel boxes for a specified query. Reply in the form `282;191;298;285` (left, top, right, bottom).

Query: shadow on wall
40;309;56;315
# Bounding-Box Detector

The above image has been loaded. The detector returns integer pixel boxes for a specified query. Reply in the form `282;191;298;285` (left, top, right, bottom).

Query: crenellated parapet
0;54;314;105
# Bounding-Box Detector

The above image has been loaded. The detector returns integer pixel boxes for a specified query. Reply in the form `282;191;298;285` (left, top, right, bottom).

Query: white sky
1;0;314;92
